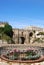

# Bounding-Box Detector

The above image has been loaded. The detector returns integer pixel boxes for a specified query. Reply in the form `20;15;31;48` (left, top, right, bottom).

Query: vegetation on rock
0;23;14;44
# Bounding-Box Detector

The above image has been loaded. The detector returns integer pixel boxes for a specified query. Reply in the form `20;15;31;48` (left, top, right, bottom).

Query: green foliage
33;38;44;43
37;32;44;35
0;23;14;44
34;38;40;41
2;34;11;42
0;27;4;33
26;50;40;60
27;54;40;60
14;52;19;58
4;23;13;38
6;50;40;60
33;30;35;33
26;50;36;56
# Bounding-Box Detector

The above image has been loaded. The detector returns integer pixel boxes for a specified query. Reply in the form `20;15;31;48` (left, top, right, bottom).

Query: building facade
13;27;44;44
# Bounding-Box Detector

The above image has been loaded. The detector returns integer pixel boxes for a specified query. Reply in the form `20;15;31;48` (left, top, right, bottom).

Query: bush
26;54;40;60
37;32;44;35
4;23;13;38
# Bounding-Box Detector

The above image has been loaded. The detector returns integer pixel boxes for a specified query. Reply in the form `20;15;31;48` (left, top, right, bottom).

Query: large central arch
19;37;25;44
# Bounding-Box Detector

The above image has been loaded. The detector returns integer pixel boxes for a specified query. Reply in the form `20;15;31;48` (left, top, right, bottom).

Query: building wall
13;28;34;44
13;27;44;44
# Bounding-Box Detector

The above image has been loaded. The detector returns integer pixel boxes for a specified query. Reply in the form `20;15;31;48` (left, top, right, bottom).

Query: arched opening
29;32;33;43
29;32;33;37
20;37;25;44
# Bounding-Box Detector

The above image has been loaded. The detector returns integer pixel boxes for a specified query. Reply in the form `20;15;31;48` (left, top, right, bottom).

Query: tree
0;27;4;33
4;23;13;38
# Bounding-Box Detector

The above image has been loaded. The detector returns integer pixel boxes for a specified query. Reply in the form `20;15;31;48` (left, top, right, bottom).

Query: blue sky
0;0;44;28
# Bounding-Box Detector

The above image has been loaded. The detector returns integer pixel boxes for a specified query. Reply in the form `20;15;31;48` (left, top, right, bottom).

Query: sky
0;0;44;28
